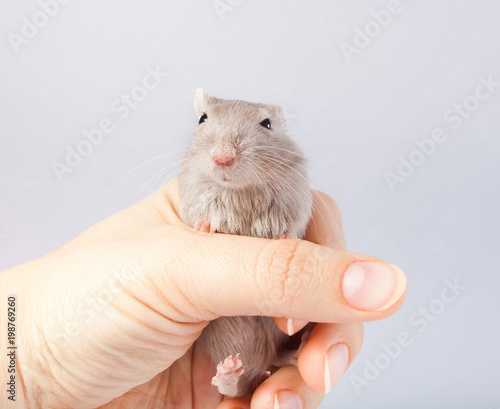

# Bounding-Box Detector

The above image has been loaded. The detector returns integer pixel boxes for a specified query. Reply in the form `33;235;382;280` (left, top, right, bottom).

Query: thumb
161;226;407;324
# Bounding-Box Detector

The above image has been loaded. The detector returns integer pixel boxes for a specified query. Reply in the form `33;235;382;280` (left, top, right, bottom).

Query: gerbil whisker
112;151;187;196
257;146;307;158
257;158;319;232
257;153;333;233
259;153;328;218
252;163;280;194
158;167;188;194
116;140;187;153
134;159;184;199
256;148;310;173
254;156;310;213
255;160;321;235
146;160;185;195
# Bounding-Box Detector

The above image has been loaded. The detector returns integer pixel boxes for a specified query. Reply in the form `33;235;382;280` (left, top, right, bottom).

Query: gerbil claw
194;221;211;233
211;353;245;397
273;234;289;240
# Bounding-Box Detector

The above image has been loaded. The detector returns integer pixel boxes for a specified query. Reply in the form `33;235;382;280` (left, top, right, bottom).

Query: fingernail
274;390;303;409
342;262;406;311
287;319;309;336
324;343;349;393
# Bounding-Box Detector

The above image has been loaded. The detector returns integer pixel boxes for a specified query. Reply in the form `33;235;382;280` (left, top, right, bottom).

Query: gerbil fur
178;88;312;397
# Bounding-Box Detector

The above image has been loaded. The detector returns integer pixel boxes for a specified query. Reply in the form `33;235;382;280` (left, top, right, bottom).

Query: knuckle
256;240;324;311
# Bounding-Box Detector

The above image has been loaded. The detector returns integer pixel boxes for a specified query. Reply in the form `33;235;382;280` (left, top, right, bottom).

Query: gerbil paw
211;353;245;397
194;220;211;233
273;234;290;240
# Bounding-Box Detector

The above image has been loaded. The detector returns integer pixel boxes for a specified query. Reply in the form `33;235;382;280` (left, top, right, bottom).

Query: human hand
0;179;406;409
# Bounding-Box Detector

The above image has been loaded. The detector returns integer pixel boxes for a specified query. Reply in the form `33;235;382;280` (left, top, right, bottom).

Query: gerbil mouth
212;164;251;188
214;170;251;189
214;168;233;184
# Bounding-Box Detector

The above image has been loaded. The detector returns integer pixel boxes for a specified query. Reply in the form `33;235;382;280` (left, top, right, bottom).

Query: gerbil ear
194;88;215;118
269;104;288;128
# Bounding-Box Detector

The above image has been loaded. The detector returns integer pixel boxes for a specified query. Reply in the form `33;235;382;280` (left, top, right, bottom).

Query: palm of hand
98;345;224;409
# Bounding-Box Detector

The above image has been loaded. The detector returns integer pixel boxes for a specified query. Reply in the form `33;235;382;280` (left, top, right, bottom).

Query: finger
305;190;346;250
298;322;363;394
250;366;323;409
157;225;406;323
275;317;310;336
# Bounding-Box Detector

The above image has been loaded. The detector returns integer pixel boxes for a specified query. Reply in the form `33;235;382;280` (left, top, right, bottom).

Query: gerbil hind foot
211;354;246;397
273;234;290;240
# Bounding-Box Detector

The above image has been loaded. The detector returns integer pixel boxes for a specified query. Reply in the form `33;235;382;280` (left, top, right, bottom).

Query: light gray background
1;0;499;407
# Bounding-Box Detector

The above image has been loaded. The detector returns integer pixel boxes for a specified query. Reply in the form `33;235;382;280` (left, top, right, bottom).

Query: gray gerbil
177;88;313;397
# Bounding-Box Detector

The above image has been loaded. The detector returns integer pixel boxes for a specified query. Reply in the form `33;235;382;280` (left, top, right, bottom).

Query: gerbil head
187;88;305;189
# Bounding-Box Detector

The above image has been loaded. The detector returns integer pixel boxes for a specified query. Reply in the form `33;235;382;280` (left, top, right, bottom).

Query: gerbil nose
212;152;235;167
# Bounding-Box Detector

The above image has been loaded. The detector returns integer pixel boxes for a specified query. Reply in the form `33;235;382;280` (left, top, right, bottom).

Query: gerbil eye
260;119;271;129
199;113;208;124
